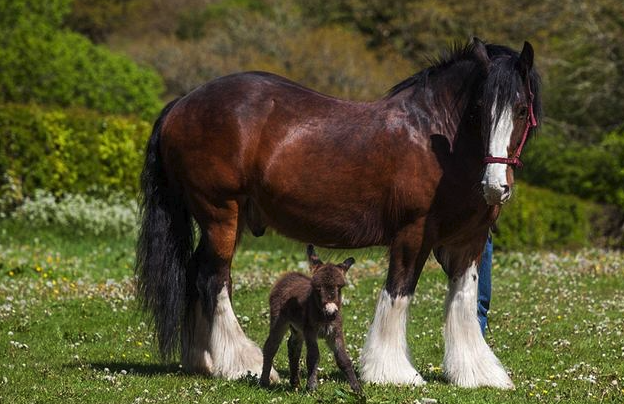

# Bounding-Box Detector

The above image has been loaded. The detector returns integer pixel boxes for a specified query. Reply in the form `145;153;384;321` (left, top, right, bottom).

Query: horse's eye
517;107;528;117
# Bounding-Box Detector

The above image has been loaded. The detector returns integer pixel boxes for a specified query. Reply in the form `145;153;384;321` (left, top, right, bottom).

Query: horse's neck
394;65;484;175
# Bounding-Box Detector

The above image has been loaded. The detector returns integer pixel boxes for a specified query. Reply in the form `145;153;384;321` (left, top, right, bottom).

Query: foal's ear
472;37;490;72
307;244;323;269
340;257;355;272
519;41;534;77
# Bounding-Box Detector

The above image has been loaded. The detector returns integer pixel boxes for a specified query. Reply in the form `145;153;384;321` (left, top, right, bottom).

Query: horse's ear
519;41;534;77
341;257;355;272
307;244;322;269
472;37;490;72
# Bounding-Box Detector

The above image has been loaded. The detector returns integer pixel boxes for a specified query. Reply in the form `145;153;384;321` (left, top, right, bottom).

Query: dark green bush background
496;183;598;250
0;0;163;119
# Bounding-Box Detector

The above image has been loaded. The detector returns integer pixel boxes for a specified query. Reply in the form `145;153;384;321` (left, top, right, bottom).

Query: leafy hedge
520;127;624;210
0;103;151;196
0;0;163;119
496;182;599;250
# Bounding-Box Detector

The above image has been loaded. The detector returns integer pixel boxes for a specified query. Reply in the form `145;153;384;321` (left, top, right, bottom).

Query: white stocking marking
210;285;278;381
443;263;514;388
360;290;425;385
181;300;213;374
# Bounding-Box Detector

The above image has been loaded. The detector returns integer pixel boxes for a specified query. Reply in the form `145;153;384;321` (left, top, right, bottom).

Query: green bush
0;103;151;196
496;182;599;250
520;126;624;210
0;0;163;119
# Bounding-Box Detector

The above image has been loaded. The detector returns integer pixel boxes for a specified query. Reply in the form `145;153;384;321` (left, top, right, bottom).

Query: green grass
1;222;623;403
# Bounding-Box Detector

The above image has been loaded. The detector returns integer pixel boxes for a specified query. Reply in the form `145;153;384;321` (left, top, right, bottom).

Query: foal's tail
135;98;194;360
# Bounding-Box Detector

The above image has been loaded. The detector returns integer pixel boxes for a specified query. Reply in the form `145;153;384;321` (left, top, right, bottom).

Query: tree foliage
115;1;413;99
0;0;163;118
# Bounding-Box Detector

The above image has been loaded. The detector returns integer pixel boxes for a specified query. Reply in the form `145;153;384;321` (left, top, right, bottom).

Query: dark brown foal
260;245;362;394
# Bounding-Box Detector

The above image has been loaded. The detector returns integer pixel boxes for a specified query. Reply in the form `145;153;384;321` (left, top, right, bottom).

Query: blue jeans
477;235;492;335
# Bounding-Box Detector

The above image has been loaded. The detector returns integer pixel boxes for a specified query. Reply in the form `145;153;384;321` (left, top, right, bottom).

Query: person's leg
477;234;493;335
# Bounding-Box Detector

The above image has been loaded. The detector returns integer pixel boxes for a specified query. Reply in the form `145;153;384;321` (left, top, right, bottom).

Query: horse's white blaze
181;301;213;374
443;263;514;389
324;302;338;315
210;285;278;381
360;290;426;385
483;103;513;205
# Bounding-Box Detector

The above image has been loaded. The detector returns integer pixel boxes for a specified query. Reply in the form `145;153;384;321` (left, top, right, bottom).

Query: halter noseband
483;80;537;168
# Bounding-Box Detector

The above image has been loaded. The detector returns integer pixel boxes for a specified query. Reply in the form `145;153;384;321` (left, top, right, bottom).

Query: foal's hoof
259;376;270;388
306;380;318;391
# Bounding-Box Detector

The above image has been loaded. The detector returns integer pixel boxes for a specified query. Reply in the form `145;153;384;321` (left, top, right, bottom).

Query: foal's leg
287;328;303;388
304;328;321;391
435;245;514;389
260;317;289;387
360;223;429;385
325;330;362;393
183;198;277;380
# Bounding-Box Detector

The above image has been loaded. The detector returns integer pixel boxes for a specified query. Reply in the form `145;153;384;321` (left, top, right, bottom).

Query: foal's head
306;245;354;321
471;38;542;205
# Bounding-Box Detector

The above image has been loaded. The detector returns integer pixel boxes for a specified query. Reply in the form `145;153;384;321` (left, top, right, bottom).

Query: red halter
483;80;537;168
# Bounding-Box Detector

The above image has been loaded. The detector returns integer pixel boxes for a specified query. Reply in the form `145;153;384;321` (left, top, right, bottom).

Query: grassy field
1;223;623;403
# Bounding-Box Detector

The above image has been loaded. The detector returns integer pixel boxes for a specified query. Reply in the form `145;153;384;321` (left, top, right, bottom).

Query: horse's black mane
387;41;478;97
387;40;542;134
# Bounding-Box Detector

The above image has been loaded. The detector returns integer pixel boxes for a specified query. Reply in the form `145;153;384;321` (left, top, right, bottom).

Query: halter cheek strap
483;81;537;168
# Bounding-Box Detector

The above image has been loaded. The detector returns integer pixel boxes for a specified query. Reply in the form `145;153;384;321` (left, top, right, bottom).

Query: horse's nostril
501;185;510;196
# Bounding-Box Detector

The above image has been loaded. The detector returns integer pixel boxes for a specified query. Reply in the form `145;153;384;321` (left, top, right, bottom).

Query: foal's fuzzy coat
260;245;362;393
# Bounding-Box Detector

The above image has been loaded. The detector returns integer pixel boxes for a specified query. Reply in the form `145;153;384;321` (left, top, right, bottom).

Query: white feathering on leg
181;300;213;374
443;263;514;389
210;285;279;381
360;289;425;385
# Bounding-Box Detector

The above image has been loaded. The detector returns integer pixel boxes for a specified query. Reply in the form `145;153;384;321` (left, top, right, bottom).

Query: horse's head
473;38;542;205
307;245;354;321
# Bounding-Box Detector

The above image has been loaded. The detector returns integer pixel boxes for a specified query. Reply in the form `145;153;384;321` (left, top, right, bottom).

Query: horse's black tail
135;98;194;360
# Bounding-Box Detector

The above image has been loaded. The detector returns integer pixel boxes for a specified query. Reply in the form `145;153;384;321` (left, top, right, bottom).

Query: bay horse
136;37;541;389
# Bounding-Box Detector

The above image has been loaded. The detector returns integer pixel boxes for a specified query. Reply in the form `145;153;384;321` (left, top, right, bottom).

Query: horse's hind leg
434;244;514;389
182;198;278;380
181;237;214;374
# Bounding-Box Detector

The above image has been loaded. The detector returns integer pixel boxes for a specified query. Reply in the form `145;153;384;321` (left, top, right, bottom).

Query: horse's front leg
360;223;430;385
435;244;514;389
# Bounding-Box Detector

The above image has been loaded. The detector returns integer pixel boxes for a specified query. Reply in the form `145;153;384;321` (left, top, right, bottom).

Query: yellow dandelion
53;289;59;295
543;390;548;394
137;341;143;347
36;266;42;272
8;271;14;276
144;353;151;358
122;353;126;358
43;273;48;278
46;256;53;264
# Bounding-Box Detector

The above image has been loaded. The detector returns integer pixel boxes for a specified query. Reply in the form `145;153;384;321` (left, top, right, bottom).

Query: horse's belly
254;195;390;248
